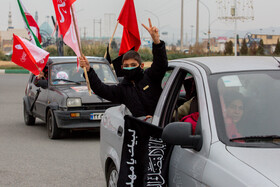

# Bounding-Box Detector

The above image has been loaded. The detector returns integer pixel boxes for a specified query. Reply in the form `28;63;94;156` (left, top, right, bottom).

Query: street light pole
195;0;199;45
190;25;194;47
199;1;210;53
231;0;237;56
180;0;184;50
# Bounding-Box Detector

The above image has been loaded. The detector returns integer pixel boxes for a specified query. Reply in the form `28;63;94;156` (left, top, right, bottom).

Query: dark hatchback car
23;56;118;139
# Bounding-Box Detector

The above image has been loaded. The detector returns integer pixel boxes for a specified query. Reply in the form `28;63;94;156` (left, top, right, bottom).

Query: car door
155;62;212;187
34;85;48;120
29;76;49;120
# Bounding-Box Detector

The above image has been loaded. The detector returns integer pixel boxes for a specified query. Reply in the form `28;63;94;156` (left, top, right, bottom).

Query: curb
0;69;29;74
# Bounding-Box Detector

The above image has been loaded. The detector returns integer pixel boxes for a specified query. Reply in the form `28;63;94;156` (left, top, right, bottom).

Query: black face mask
122;66;144;81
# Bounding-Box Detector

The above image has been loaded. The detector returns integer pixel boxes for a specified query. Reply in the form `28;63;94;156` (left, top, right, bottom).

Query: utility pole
104;13;115;37
196;0;199;44
100;19;102;39
200;1;210;53
185;33;188;47
93;19;95;41
190;25;194;47
233;0;237;56
93;19;102;42
180;0;184;50
84;27;86;39
217;0;254;56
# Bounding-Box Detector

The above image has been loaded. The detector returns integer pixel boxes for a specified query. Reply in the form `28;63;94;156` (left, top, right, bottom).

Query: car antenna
246;32;280;67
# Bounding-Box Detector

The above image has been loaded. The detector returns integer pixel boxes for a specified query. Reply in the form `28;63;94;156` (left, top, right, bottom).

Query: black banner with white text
117;115;173;187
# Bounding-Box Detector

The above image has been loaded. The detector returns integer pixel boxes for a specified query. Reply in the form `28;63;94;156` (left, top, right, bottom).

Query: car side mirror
162;122;202;151
40;80;48;89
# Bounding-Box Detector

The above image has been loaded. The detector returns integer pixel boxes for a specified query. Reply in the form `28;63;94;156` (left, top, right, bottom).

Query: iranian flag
12;34;49;76
17;0;42;48
52;0;81;58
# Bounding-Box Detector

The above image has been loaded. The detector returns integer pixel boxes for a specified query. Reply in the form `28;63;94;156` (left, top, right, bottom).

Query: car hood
227;146;280;185
56;85;110;103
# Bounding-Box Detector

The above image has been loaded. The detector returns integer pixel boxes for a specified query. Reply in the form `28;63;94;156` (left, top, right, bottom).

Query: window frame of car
154;61;211;133
153;61;213;156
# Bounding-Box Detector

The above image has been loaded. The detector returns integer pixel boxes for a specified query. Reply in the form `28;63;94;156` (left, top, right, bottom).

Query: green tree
45;45;58;56
240;38;248;55
224;41;233;55
274;39;280;55
111;39;118;51
257;39;265;55
0;50;7;61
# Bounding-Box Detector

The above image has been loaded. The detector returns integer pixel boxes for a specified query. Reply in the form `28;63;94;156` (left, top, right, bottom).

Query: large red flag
118;0;141;56
12;34;49;75
52;0;81;59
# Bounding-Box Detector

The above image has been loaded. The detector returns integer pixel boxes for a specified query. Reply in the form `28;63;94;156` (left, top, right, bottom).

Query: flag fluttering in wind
52;0;92;96
52;0;81;59
12;34;49;76
117;0;141;56
17;0;42;48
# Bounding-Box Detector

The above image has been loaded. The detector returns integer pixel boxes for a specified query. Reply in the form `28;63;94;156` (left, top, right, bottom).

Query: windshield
210;71;280;147
50;62;117;85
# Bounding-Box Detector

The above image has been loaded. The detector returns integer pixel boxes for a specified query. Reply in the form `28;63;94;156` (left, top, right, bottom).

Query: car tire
23;102;35;126
106;162;118;187
47;109;61;139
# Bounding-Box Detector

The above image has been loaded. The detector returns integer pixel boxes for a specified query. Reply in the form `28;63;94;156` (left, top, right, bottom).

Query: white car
100;56;280;187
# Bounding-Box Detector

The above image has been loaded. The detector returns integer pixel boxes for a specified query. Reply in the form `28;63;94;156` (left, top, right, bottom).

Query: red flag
118;0;141;56
52;0;81;62
12;34;49;75
52;0;76;36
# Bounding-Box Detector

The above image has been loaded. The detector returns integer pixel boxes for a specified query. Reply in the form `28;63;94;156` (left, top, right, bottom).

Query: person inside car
223;91;245;139
34;64;49;89
79;18;168;118
174;76;198;121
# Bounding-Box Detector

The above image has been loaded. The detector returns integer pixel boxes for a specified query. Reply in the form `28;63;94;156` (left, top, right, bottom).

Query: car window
210;71;280;146
160;69;199;127
30;74;36;83
50;63;117;85
161;69;174;89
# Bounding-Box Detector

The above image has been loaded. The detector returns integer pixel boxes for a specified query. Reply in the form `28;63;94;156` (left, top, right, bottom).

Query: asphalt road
0;74;106;187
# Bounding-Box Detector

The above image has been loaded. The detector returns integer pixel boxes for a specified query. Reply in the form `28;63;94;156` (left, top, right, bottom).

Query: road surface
0;74;106;187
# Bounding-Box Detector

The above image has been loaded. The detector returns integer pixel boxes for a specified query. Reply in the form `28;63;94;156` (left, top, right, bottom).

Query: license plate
90;113;104;120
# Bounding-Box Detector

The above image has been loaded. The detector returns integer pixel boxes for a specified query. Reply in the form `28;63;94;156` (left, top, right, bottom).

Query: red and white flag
17;0;42;47
52;0;81;59
12;34;49;75
118;0;141;56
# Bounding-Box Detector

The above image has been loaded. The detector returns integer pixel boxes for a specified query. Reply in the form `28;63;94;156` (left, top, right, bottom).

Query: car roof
49;56;108;65
170;56;280;74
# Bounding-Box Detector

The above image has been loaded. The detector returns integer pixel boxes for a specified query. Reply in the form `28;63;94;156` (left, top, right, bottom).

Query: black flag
117;115;173;187
105;44;112;64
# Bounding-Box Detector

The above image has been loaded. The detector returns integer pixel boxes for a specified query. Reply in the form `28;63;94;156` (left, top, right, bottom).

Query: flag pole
104;21;119;58
70;6;92;96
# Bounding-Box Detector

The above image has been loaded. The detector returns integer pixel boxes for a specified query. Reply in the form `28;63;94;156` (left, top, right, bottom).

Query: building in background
0;7;28;55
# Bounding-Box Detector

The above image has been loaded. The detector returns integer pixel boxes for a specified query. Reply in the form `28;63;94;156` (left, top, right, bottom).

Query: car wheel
23;102;35;126
106;162;118;187
47;109;61;139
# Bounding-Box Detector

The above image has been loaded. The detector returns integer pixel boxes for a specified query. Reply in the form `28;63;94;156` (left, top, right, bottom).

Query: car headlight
67;98;82;107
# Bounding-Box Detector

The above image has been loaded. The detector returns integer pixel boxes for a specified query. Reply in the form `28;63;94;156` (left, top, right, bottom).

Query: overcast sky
1;0;280;44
